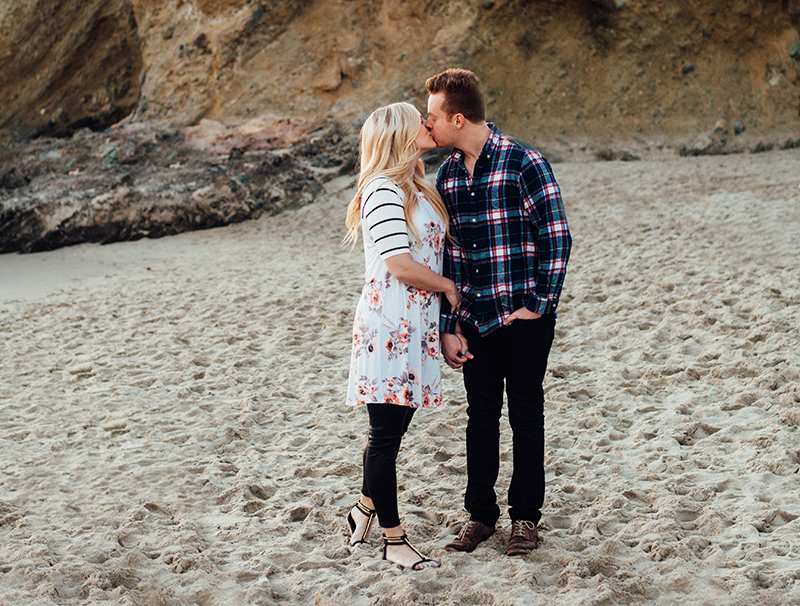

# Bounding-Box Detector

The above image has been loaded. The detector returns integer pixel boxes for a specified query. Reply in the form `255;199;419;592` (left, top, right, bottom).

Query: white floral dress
346;177;446;408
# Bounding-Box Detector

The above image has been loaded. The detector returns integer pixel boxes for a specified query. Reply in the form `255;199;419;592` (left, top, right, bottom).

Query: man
424;69;572;556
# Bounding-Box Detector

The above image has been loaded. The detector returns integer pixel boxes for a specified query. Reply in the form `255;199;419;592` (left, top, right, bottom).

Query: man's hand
442;332;473;369
503;307;542;325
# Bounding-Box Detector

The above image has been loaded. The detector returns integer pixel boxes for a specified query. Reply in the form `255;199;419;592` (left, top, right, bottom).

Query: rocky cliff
2;0;800;253
2;0;799;148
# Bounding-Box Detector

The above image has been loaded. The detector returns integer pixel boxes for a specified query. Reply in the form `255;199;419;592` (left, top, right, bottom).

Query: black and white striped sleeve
362;181;409;260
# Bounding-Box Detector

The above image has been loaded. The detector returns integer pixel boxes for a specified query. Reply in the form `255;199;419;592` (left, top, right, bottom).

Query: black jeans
460;314;555;526
361;404;416;529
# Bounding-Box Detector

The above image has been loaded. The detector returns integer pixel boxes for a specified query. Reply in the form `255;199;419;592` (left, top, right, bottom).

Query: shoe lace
512;520;536;537
456;520;479;541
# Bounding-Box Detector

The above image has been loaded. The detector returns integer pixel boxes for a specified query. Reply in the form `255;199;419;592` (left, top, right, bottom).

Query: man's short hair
425;68;486;124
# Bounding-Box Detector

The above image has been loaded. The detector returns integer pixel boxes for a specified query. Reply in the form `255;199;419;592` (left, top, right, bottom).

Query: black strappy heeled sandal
382;534;441;570
347;501;376;548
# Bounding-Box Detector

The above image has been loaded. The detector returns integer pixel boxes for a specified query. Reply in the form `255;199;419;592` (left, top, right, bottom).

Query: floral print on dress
424;220;445;265
385;318;414;360
351;315;378;359
353;376;379;401
346;187;445;408
382;372;415;406
421;387;442;408
424;324;439;360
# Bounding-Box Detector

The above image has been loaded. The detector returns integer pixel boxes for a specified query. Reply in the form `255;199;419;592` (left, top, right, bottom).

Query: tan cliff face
1;0;799;150
0;0;143;137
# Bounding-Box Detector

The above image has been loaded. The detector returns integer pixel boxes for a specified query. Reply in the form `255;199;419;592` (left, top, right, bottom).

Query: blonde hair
345;102;449;247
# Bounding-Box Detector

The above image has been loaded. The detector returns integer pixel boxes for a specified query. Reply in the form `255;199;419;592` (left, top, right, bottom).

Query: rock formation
2;0;799;146
0;121;356;253
1;0;800;253
0;0;143;138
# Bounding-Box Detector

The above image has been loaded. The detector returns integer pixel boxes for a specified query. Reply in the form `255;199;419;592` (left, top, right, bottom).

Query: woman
344;102;460;570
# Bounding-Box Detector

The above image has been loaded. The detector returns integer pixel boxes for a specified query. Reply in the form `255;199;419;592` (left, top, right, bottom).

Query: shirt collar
450;122;501;165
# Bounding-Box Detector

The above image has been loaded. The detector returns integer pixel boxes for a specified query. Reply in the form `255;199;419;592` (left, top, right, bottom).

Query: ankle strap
382;533;427;561
383;533;409;545
355;501;376;516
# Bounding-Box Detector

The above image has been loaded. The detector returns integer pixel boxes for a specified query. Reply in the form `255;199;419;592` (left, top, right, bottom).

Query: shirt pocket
490;183;525;219
488;184;502;210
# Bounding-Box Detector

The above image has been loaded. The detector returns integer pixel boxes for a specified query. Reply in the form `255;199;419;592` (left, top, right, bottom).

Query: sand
1;149;799;606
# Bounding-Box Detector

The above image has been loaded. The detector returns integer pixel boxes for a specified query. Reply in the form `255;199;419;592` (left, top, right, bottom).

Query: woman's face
414;115;437;153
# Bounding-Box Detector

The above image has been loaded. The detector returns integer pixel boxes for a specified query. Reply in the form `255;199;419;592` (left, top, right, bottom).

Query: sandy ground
1;149;799;606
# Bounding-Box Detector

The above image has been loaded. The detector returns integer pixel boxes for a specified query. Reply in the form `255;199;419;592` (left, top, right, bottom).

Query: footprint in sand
675;423;720;446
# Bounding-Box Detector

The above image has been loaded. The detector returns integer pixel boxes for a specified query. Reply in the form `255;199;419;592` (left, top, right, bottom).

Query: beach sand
1;149;799;605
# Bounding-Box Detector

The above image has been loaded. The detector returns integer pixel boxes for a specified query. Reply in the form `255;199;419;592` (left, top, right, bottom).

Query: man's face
425;92;457;148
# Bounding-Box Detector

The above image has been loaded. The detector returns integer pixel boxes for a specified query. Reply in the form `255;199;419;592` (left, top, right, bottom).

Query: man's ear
453;113;466;129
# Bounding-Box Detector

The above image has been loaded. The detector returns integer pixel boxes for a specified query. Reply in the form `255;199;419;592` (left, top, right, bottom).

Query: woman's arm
361;179;461;310
384;253;461;311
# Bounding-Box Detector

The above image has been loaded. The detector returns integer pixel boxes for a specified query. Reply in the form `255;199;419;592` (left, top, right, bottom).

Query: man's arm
518;154;572;314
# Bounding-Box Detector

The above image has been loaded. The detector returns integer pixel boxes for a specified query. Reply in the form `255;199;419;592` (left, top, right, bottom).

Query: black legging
361;404;416;529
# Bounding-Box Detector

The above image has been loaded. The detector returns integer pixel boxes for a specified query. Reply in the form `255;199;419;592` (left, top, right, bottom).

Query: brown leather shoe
444;520;496;552
506;520;539;555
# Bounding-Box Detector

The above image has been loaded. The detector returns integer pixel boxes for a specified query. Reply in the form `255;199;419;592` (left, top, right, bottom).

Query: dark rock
228;148;245;164
751;142;774;153
0;120;355;254
682;63;695;74
117;173;135;188
117;140;144;164
256;154;293;178
157;130;183;144
98;142;119;166
677;140;734;157
0;168;30;190
790;43;800;61
733;122;745;134
0;205;47;253
33;106;133;139
251;6;266;26
194;33;208;50
595;149;641;161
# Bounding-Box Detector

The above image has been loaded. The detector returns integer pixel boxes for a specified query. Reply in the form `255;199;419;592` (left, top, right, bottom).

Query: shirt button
472;243;477;248
475;269;479;274
476;293;481;297
471;218;476;223
471;192;475;197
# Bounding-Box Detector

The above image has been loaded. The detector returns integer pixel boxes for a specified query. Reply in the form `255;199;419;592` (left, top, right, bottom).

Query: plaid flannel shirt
437;124;572;336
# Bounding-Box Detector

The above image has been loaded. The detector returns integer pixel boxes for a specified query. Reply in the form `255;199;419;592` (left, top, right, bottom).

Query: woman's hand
442;331;472;369
445;281;462;314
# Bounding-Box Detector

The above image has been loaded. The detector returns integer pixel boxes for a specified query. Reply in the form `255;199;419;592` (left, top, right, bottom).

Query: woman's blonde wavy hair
345;102;449;247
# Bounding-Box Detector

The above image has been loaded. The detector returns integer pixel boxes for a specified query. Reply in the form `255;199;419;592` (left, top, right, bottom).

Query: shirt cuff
439;313;458;334
525;294;556;315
